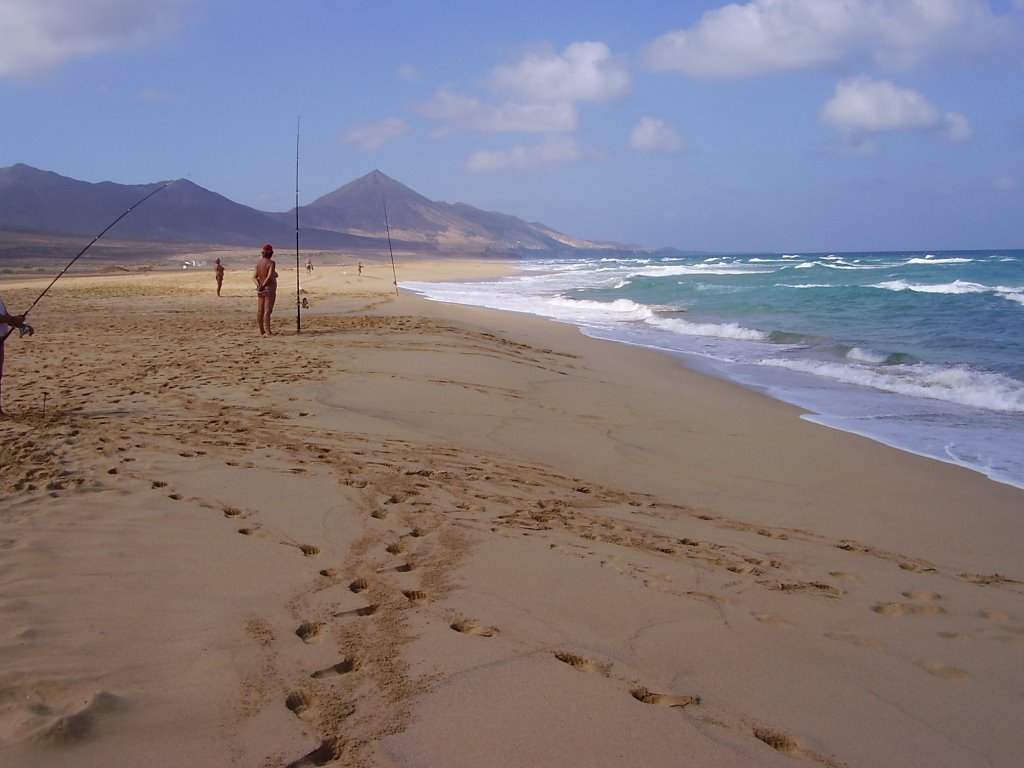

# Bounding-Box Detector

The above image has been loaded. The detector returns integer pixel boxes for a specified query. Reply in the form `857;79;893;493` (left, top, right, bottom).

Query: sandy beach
1;258;1022;768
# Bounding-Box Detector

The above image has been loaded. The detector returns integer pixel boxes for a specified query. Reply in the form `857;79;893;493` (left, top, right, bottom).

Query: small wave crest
906;256;974;265
649;315;768;341
547;296;655;321
874;279;1023;304
761;359;1024;413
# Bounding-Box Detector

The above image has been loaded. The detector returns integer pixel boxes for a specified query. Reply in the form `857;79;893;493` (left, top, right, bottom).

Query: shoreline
1;261;1022;768
401;267;1024;493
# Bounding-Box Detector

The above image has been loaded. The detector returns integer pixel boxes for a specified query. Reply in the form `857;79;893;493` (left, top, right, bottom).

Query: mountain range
0;164;617;255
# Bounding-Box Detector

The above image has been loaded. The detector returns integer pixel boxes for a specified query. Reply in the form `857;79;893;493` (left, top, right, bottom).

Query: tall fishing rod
295;116;302;333
381;198;399;295
1;179;176;343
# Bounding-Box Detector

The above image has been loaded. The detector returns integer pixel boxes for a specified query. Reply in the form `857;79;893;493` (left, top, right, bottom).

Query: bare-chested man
253;244;278;336
214;258;225;296
0;296;28;416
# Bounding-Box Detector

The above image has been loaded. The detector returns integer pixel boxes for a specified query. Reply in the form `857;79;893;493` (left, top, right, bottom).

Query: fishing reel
19;323;34;337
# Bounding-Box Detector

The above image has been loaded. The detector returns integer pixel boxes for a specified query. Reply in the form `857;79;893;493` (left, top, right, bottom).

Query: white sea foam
760;359;1024;413
846;347;889;364
547;296;655;322
907;257;973;265
648;315;768;341
874;279;1000;296
631;264;775;277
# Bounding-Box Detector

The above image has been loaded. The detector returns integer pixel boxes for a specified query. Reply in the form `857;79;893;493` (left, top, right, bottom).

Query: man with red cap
253;243;278;336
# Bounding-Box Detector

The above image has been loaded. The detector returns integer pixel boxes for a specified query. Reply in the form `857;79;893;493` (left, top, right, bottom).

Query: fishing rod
295;116;302;333
382;198;399;295
1;178;176;343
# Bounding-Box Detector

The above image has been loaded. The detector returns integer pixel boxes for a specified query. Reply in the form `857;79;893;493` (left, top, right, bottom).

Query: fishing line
1;179;177;342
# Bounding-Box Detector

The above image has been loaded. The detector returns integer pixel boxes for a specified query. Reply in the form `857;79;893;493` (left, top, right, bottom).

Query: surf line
1;179;179;343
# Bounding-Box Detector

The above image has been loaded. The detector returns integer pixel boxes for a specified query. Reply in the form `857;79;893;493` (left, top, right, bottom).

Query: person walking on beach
305;257;313;273
214;258;225;296
357;261;363;276
253;244;278;336
0;296;28;417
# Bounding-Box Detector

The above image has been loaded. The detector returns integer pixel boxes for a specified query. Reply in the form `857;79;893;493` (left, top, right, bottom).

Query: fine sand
1;259;1022;768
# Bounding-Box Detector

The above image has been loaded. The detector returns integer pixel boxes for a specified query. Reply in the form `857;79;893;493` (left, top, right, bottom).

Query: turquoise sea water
403;249;1024;489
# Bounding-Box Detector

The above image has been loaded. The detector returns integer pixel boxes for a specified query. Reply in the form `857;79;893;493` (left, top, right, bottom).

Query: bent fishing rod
381;198;399;296
1;179;177;343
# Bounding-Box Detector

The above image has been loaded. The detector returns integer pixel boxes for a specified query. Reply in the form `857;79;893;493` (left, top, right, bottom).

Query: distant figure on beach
305;257;313;273
253;244;278;336
214;258;225;296
358;261;363;276
0;296;28;417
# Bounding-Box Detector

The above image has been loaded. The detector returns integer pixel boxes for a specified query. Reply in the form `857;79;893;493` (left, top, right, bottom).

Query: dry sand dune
1;262;1022;767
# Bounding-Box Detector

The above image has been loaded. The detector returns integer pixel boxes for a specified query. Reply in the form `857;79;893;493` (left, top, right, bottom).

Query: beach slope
1;262;1022;768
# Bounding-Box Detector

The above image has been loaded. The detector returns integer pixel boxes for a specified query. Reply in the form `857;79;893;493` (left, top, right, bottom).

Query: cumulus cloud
465;136;582;173
414;86;577;136
343;118;408;151
629;117;690;154
415;41;625;139
490;41;631;103
642;0;1013;79
0;0;192;80
821;76;973;143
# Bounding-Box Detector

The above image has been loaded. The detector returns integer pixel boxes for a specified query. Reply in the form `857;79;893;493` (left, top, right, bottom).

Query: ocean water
402;249;1024;489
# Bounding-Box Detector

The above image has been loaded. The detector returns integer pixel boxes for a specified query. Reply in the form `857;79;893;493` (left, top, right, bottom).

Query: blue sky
1;0;1022;252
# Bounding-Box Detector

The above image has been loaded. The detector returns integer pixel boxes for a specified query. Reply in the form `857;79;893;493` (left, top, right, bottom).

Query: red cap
261;243;274;254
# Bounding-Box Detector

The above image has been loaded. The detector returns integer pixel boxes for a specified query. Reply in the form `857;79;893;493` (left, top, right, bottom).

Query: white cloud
415;41;626;140
629;117;690;154
643;0;1013;79
491;41;630;103
465;136;582;173
0;0;192;80
398;64;420;82
414;86;577;136
821;76;973;143
343;118;408;151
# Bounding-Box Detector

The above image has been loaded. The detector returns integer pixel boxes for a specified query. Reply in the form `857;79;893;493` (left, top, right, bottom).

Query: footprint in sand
285;736;349;768
902;590;942;601
980;609;1010;622
754;727;801;756
295;622;324;644
873;602;946;617
285;690;320;721
349;578;369;593
918;660;968;679
630;686;700;708
385;543;407;556
334;604;378;618
223;506;243;518
553;650;610;676
311;656;362;678
450;620;497;637
402;589;428;604
754;613;791;628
